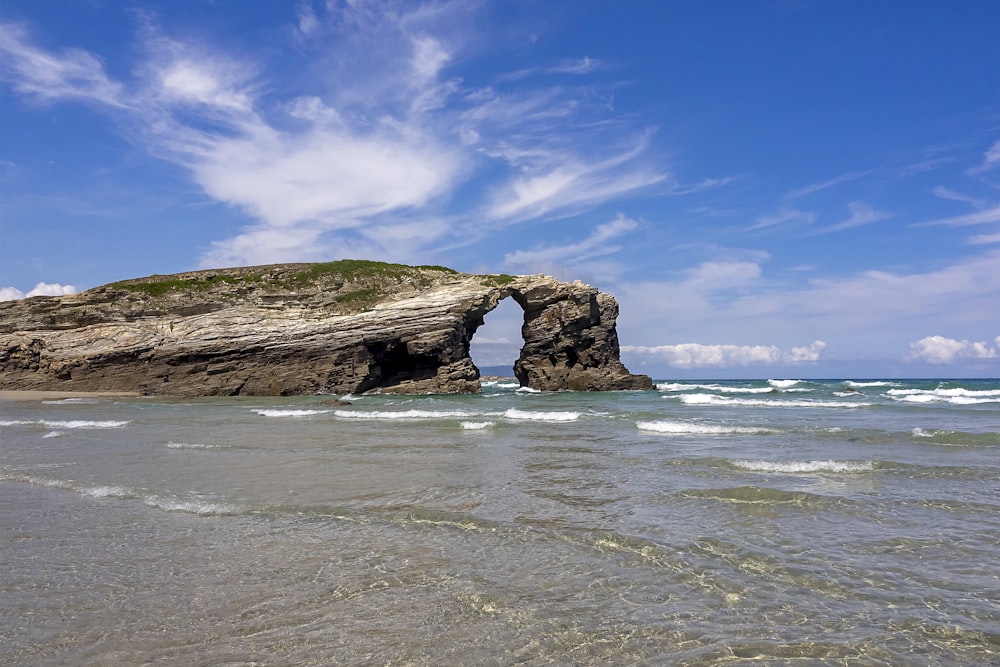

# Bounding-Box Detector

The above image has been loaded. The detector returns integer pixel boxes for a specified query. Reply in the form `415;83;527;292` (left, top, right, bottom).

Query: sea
2;378;998;666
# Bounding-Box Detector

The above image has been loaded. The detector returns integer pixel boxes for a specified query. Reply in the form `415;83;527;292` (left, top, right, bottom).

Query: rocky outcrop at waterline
0;260;653;396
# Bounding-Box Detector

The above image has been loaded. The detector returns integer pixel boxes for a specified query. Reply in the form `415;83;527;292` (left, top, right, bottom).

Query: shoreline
0;390;141;403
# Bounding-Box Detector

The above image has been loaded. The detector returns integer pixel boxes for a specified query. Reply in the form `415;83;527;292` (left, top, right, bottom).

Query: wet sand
0;390;141;403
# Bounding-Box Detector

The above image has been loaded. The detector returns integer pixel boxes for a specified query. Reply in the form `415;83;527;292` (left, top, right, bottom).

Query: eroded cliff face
0;261;652;395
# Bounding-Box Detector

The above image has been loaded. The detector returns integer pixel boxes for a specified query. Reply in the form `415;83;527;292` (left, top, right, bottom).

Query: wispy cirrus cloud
785;170;872;200
915;206;1000;227
969;138;1000;175
817;201;890;233
484;130;666;224
0;22;126;108
0;6;668;269
931;186;990;210
503;214;638;275
749;207;815;231
968;232;1000;245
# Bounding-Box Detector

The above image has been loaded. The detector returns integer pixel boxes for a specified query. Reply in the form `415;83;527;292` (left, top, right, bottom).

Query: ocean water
2;378;998;665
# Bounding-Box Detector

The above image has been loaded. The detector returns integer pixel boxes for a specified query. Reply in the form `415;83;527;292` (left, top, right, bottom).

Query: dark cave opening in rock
469;296;524;378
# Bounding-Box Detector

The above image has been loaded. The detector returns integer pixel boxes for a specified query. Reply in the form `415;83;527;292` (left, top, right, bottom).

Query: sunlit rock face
0;261;652;395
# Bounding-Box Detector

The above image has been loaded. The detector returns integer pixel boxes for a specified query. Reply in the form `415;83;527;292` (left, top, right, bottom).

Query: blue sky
1;1;998;378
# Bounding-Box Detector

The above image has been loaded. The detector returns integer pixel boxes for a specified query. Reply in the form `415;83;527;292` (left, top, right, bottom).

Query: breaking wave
910;428;1000;447
166;442;224;450
768;379;802;389
332;409;483;420
504;408;580;422
481;380;520;390
888;388;1000;405
252;409;330;417
636;420;776;435
675;394;871;408
460;421;495;430
2;469;244;515
0;419;130;428
731;459;876;473
657;382;775;394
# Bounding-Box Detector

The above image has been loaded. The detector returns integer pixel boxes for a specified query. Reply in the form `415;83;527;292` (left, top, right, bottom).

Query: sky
1;0;999;379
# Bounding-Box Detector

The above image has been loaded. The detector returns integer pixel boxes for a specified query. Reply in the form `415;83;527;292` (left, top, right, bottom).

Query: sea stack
0;260;653;396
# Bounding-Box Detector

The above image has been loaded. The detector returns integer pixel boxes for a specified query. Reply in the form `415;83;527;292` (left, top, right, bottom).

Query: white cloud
0;22;126;107
909;335;998;364
968;232;1000;245
0;7;669;269
0;282;77;302
622;340;826;369
504;214;638;272
931;186;989;210
188;126;463;229
785;170;872;199
485;132;666;224
785;340;827;362
0;287;25;302
969;138;1000;174
916;206;1000;227
297;3;320;36
820;201;889;233
749;207;815;230
615;249;1000;360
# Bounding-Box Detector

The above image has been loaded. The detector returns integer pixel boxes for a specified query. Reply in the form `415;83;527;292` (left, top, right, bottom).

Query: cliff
0;260;653;396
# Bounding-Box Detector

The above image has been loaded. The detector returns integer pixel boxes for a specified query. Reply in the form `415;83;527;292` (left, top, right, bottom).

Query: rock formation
0;261;652;396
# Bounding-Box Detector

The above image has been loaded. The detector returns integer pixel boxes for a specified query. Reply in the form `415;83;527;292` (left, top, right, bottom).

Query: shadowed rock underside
0;261;652;396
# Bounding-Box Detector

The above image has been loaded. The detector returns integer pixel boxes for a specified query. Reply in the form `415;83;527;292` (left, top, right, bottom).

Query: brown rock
0;261;652;395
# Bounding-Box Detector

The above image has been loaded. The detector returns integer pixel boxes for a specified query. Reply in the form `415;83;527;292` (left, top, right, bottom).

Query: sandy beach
0;390;140;403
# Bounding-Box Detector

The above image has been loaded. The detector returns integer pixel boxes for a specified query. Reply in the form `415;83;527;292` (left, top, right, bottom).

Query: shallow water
2;379;999;665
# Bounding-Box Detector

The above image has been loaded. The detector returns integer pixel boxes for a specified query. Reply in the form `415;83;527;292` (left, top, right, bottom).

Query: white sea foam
482;380;520;389
516;386;541;393
143;495;241;515
42;419;129;428
504;408;580;422
1;419;130;428
166;442;221;450
82;484;130;498
911;427;933;438
41;398;101;404
656;382;774;394
252;409;329;417
887;388;1000;405
42;431;64;438
846;380;896;388
461;421;495;430
636;420;775;435
768;379;802;389
675;394;871;408
332;409;480;420
732;459;875;473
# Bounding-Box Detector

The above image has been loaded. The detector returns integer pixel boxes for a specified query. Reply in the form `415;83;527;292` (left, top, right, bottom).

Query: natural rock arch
0;262;653;395
461;281;651;392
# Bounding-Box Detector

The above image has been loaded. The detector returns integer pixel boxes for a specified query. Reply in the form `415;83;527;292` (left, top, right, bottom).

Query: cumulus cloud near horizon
908;335;999;364
0;282;78;302
622;340;826;369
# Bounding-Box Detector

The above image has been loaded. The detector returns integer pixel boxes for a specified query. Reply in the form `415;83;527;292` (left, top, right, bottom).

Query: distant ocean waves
251;407;584;423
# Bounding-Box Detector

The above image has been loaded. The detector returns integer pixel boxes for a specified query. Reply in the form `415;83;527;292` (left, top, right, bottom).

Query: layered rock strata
0;261;652;396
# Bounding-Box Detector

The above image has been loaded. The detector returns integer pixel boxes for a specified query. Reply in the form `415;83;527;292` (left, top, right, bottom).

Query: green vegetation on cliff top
110;260;462;297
